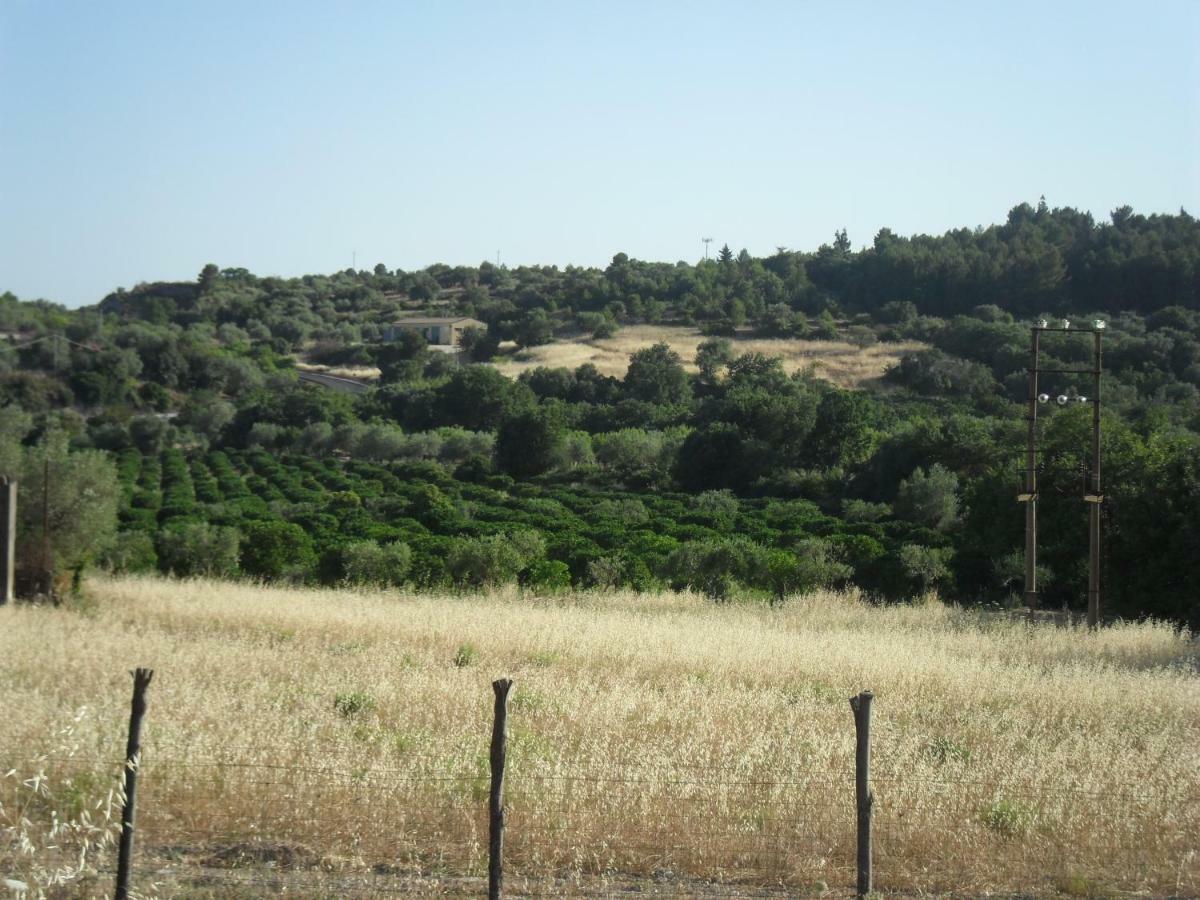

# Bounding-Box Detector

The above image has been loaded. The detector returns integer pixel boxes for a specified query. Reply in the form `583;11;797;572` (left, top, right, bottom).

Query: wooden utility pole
0;477;15;604
41;457;51;596
1022;326;1041;609
1086;330;1103;628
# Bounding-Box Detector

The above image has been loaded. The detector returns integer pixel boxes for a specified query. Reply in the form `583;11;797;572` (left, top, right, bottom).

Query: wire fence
3;698;1198;897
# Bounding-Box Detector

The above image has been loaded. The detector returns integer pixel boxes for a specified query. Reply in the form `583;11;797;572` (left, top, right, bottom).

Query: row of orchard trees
99;438;968;604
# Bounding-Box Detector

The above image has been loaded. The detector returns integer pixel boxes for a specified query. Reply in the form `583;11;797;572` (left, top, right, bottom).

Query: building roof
390;317;485;327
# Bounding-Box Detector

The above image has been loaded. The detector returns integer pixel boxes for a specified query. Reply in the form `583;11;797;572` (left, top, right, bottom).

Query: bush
333;691;375;717
526;559;571;593
453;644;478;668
342;539;412;587
664;537;766;601
899;543;954;594
586;555;625;589
623;343;690;406
841;498;891;523
240;520;316;580
894;464;961;531
496;406;566;478
981;799;1036;838
446;530;544;587
156;523;240;577
690;489;739;528
763;540;852;603
102;531;158;574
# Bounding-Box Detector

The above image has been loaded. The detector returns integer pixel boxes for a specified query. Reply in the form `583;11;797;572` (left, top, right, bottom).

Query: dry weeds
1;578;1196;897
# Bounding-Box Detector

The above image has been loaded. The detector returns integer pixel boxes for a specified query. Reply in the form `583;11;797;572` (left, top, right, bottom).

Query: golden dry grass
294;361;383;381
490;325;927;390
292;326;923;390
2;577;1197;897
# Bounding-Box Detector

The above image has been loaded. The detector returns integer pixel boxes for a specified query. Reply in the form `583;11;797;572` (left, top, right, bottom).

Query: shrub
156;523;240;578
526;559;571;594
333;691;375;717
690;489;739;528
592;428;673;485
982;799;1035;838
240;520;316;580
102;531;158;574
587;555;625;589
586;553;655;591
762;540;852;603
841;498;892;523
899;543;954;594
342;539;412;587
894;464;961;531
923;737;972;766
446;530;545;587
592;498;649;525
496;406;566;478
453;644;478;668
664;537;766;601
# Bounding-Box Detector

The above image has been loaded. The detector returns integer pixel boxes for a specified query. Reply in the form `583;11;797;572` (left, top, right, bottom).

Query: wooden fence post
489;678;513;900
850;690;874;898
0;477;15;604
115;668;153;900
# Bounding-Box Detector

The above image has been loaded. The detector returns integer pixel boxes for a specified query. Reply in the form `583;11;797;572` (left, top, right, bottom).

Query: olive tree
13;431;119;597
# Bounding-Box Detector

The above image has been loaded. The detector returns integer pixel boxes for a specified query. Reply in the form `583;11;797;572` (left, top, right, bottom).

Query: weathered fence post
115;668;154;900
0;477;15;604
850;690;874;898
489;678;513;900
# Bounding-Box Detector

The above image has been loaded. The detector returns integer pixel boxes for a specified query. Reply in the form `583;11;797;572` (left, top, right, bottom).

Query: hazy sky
2;1;1198;307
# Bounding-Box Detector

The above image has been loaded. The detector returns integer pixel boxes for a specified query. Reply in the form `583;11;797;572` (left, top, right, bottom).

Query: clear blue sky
2;0;1197;307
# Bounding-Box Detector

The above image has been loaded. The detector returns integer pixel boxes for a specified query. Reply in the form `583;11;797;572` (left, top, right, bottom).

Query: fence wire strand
3;748;1197;898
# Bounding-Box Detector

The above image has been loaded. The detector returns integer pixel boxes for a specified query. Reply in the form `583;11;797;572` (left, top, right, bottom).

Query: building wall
386;321;479;346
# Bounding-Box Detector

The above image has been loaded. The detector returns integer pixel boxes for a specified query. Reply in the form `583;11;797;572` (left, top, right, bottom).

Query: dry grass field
490;325;927;390
2;577;1197;897
293;326;924;391
294;361;383;381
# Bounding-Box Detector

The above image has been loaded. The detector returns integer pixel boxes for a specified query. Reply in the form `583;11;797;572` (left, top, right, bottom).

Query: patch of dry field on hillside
491;325;927;389
294;361;383;380
292;326;925;391
1;578;1197;897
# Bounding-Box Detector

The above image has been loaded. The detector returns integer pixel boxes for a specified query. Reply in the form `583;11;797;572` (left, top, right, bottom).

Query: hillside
2;576;1196;896
1;203;1199;625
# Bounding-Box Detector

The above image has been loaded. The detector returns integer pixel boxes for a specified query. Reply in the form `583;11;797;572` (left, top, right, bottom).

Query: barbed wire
5;747;1196;898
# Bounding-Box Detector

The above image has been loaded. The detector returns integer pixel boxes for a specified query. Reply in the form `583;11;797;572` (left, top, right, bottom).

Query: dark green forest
2;201;1198;625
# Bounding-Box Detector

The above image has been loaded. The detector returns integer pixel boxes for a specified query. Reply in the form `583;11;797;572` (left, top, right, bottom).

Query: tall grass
1;577;1196;896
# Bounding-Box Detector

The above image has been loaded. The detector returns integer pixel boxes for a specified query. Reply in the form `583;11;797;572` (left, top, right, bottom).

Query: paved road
297;371;373;394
